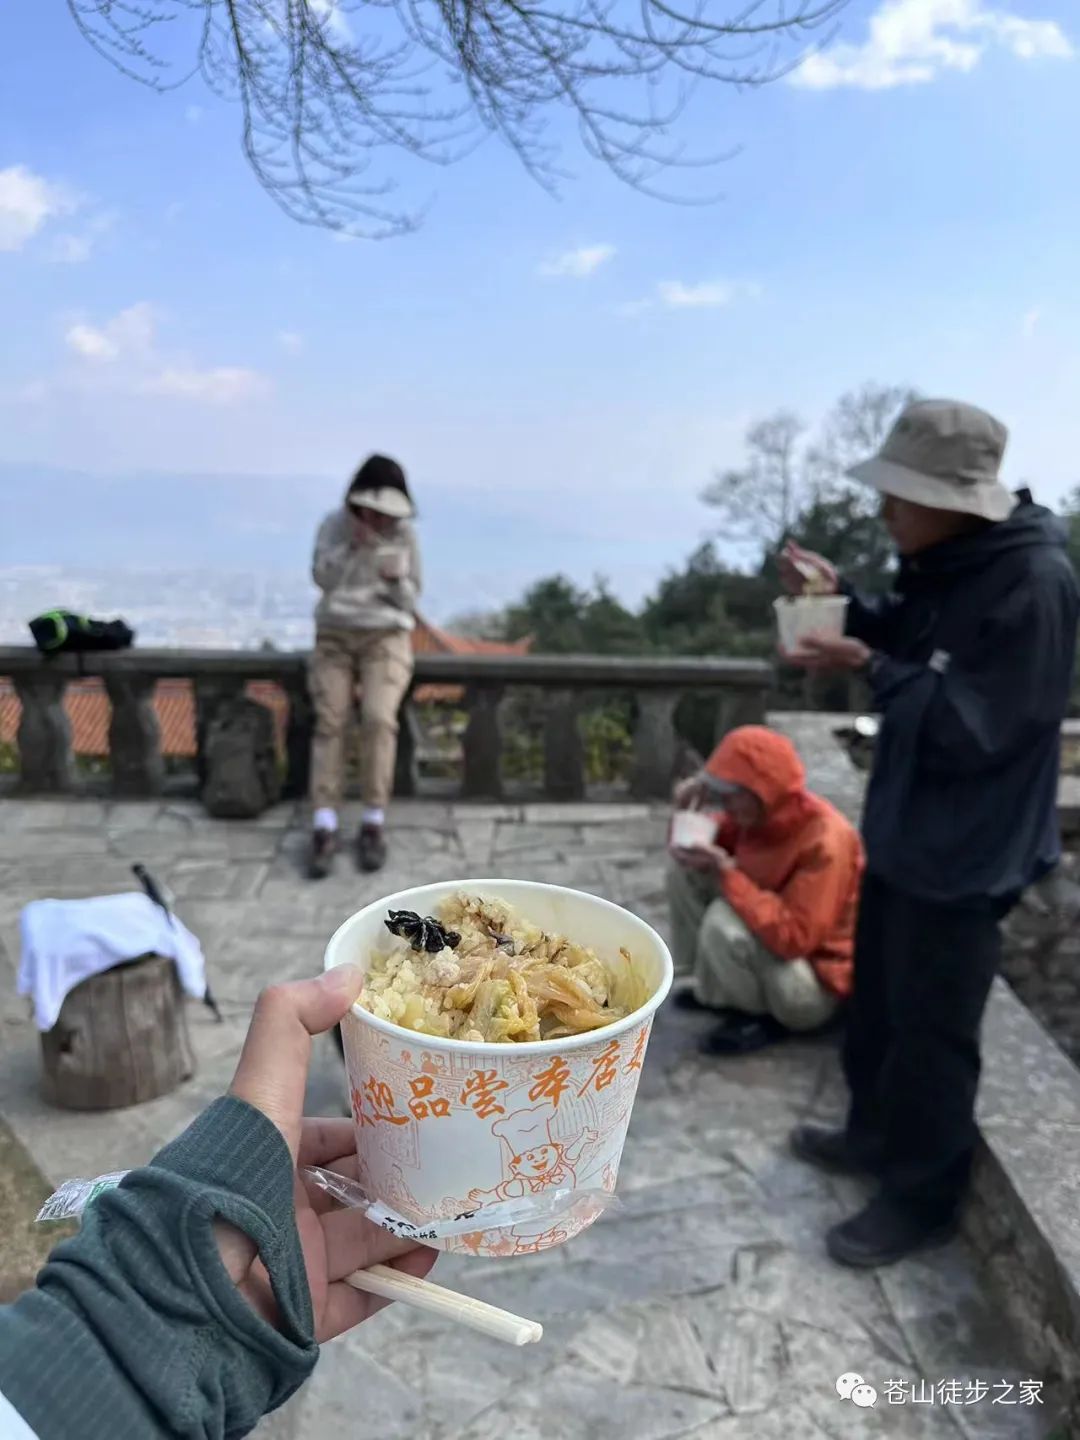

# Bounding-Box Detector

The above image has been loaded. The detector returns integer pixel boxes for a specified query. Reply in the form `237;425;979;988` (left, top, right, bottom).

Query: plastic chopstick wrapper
36;1166;619;1239
304;1166;619;1240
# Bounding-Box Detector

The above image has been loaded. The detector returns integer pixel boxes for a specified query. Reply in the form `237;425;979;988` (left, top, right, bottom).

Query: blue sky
1;0;1079;618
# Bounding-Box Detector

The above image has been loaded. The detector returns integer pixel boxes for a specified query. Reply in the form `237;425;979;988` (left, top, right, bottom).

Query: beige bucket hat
847;399;1015;523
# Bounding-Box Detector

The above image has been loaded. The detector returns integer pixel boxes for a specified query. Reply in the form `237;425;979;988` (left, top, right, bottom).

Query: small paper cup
774;594;850;652
671;810;718;850
375;544;407;580
325;879;673;1257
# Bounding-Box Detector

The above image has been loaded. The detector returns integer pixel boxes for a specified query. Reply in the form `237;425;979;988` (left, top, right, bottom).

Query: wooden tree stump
40;955;196;1111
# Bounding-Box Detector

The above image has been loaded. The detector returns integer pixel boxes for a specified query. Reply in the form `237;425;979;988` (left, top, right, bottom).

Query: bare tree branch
65;0;849;235
703;384;917;556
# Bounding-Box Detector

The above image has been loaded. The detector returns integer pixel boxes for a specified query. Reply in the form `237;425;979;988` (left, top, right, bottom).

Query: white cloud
62;302;267;405
49;212;116;265
277;330;305;353
65;303;156;362
1022;306;1042;338
539;244;617;278
52;234;94;265
0;165;73;252
658;280;742;309
618;278;760;315
142;367;269;405
792;0;1072;91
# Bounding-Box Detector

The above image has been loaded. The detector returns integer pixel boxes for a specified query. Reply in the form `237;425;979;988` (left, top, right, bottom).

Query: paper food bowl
325;879;673;1257
773;594;850;652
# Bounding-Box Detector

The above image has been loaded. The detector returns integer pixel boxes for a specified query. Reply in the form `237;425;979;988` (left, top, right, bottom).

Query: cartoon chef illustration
467;1102;598;1204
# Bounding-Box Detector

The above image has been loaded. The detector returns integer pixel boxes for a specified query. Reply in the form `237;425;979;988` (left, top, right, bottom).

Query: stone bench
967;981;1080;1432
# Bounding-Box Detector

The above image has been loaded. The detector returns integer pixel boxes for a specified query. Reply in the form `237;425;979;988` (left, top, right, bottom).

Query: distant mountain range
0;462;665;621
0;463;340;573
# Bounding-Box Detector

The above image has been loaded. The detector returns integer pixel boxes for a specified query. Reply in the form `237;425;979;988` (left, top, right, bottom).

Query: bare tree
66;0;849;236
806;381;919;490
701;409;807;551
703;383;916;555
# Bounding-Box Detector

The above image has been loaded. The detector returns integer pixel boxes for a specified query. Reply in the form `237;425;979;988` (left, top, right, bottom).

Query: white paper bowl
774;594;850;652
325;879;673;1256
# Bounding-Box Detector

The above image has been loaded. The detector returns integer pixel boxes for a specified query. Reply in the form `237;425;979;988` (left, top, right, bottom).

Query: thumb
230;964;365;1161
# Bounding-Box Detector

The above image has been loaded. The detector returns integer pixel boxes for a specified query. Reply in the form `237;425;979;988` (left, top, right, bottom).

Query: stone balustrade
0;646;773;802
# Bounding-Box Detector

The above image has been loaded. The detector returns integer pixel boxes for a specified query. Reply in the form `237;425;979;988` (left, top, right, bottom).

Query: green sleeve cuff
0;1097;317;1440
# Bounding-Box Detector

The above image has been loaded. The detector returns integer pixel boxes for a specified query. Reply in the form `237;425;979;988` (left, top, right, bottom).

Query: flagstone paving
0;794;1054;1437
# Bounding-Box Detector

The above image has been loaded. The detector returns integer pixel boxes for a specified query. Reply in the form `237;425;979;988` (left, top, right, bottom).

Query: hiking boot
357;824;387;873
671;986;737;1015
826;1195;957;1270
308;828;337;880
698;1013;788;1056
789;1124;880;1177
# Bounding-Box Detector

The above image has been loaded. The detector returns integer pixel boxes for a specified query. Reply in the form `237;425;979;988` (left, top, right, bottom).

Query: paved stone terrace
0;795;1054;1439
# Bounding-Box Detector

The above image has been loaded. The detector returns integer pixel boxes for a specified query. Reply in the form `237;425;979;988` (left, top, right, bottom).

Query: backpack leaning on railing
200;696;281;819
29;611;134;653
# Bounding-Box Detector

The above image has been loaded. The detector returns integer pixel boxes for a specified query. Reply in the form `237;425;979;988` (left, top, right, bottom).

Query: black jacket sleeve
868;577;1075;778
0;1097;317;1440
841;581;905;651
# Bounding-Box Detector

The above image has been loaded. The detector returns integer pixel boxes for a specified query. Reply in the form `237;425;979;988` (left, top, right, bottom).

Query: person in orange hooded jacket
666;725;864;1055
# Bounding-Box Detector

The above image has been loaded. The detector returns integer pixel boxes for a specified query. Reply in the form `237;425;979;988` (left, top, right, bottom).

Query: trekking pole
132;863;223;1022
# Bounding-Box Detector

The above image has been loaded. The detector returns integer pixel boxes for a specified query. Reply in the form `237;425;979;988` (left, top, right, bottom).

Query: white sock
314;807;339;833
361;806;385;828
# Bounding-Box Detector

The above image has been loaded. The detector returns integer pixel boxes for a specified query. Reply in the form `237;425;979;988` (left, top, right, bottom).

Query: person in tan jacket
308;455;421;877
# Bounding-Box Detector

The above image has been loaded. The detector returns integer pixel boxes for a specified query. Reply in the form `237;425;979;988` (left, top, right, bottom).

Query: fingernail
323;962;365;1000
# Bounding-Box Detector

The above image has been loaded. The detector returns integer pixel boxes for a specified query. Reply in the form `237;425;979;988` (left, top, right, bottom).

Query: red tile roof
0;617;530;759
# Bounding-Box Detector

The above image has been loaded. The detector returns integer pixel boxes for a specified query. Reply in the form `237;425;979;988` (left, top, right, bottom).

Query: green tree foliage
468;384;927;767
503;576;645;655
641;543;772;658
792;490;894;593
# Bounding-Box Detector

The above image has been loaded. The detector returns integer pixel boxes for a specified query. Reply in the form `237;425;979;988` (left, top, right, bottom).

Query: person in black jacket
779;398;1080;1268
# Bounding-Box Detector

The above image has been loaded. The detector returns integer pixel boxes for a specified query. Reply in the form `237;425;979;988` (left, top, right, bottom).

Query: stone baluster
543;689;585;801
105;673;165;797
14;670;75;793
716;683;768;740
462;684;504;799
282;679;313;800
630;689;680;800
394;697;421;798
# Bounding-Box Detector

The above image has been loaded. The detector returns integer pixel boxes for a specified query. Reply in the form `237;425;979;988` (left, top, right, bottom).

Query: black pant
842;874;1007;1222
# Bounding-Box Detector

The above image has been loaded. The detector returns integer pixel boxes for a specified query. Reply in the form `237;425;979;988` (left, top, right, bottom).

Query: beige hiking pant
308;628;414;812
665;857;839;1031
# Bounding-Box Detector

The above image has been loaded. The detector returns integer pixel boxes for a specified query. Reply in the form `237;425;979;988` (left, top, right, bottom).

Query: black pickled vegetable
385;910;461;954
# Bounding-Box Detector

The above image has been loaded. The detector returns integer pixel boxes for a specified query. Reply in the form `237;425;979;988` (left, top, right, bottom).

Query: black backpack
200;697;281;819
29;611;134;654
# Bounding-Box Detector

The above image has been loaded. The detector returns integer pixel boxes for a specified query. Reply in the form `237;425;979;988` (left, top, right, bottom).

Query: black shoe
308;828;337;880
671;988;745;1016
357;824;387;873
826;1195;957;1269
698;1014;787;1057
789;1124;880;1177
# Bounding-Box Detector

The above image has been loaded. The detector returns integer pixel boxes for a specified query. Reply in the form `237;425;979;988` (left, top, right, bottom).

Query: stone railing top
0;645;774;691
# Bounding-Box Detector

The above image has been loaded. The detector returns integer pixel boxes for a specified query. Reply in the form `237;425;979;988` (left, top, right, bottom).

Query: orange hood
705;726;807;816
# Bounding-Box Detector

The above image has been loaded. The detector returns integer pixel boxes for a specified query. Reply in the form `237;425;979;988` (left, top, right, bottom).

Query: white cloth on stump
18;892;207;1032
